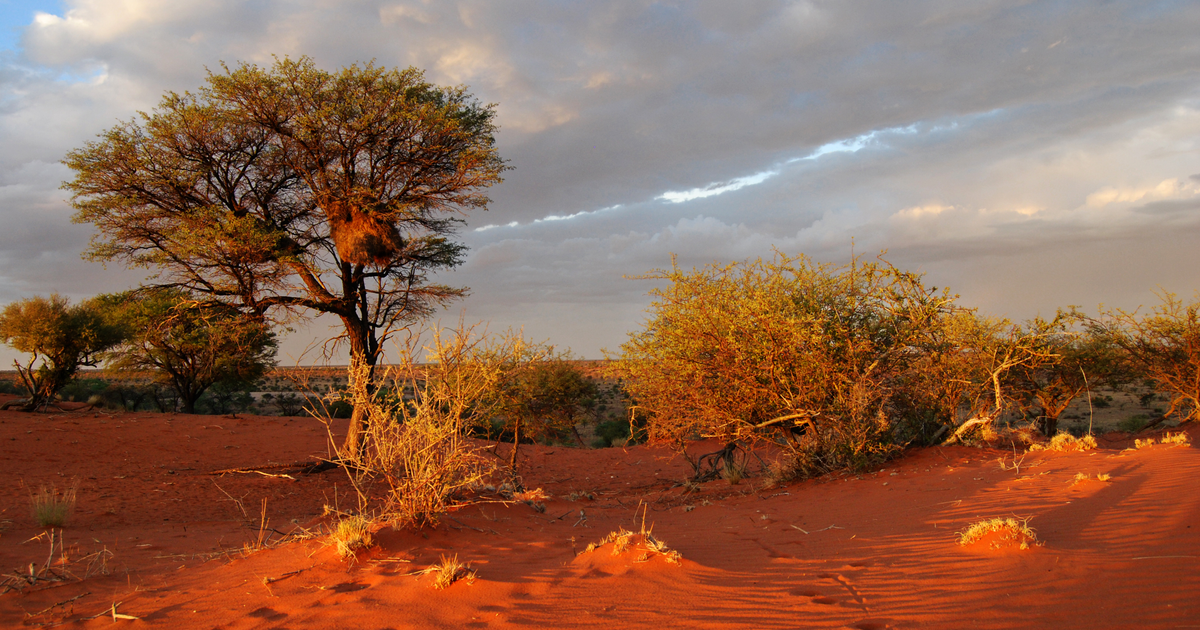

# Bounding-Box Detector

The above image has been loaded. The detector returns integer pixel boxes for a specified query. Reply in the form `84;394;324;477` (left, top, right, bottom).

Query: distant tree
0;294;125;410
1089;292;1200;428
492;351;597;468
1009;312;1123;436
101;289;276;414
65;57;506;454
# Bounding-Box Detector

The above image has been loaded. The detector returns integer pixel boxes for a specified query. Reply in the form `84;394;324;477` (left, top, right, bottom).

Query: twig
26;592;89;619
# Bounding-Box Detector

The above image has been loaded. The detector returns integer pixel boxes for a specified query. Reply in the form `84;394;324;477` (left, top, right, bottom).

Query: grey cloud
0;0;1196;359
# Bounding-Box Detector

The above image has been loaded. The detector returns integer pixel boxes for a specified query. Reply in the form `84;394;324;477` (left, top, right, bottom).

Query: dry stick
214;469;297;481
211;480;249;520
26;592;89;619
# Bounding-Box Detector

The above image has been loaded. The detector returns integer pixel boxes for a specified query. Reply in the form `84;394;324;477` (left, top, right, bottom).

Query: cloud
0;0;1197;360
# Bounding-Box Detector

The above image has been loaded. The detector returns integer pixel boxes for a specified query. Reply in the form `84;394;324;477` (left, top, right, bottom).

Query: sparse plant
330;514;374;559
1118;414;1151;433
30;484;77;528
958;517;1039;549
1096;473;1112;481
1135;437;1157;449
423;554;476;589
1072;472;1090;484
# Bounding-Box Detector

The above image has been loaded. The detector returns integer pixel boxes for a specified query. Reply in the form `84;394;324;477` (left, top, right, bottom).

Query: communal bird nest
324;199;403;267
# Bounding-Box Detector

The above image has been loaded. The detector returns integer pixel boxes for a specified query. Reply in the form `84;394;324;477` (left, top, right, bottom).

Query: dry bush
30;484;77;528
1028;432;1097;452
613;252;972;481
337;324;512;529
330;514;374;559
423;554;476;589
958;517;1039;549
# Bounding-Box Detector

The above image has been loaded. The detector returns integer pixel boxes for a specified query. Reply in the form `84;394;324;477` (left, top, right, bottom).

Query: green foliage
0;294;126;409
100;289;276;414
593;419;632;448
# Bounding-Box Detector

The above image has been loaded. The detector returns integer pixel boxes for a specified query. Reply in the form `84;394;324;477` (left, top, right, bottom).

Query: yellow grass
582;527;683;565
958;517;1039;550
424;554;476;589
331;514;373;559
1029;433;1097;452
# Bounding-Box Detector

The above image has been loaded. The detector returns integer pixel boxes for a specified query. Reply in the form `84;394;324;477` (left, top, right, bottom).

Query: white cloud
1085;178;1200;208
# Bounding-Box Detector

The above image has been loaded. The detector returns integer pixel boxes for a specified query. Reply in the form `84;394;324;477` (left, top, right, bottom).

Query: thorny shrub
613;252;971;480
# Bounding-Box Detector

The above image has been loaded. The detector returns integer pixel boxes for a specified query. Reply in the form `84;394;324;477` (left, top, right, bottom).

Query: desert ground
0;395;1197;629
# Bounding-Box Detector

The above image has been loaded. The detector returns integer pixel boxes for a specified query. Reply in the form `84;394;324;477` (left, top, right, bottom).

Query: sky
0;1;1198;364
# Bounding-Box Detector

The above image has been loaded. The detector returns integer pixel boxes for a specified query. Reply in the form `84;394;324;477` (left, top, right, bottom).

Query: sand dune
1;400;1196;629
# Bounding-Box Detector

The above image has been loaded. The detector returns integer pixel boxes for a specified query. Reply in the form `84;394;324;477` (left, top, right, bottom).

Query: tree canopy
65;57;506;452
100;289;277;414
0;294;125;409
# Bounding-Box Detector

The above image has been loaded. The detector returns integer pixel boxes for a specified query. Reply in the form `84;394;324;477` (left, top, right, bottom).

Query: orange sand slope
1;404;1197;629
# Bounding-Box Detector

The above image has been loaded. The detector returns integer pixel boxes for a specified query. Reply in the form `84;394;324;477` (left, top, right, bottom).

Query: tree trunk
509;416;522;473
341;318;379;461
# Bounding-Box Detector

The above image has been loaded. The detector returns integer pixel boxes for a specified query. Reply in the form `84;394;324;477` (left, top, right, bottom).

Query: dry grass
1071;472;1111;484
1161;431;1192;447
30;484;76;528
958;517;1039;550
582;526;683;566
423;554;476;589
330;514;373;559
720;458;747;485
1134;432;1190;449
1028;432;1097;453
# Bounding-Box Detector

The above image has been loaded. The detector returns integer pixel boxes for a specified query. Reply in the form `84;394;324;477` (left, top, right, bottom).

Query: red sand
1;398;1197;629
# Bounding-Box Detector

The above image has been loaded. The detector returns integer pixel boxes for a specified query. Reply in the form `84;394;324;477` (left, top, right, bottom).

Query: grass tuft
423;554;476;589
331;514;373;559
581;526;683;565
1029;432;1097;453
30;485;76;528
958;517;1039;550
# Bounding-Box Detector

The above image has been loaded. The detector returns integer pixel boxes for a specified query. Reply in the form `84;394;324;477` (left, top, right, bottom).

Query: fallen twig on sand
25;591;89;620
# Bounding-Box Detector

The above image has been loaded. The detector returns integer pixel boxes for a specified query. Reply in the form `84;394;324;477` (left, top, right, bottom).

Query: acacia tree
65;57;506;454
490;345;597;471
1090;292;1200;427
1008;313;1121;436
101;289;277;414
0;294;125;410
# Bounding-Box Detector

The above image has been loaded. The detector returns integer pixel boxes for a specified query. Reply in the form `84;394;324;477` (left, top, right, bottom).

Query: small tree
489;346;597;470
0;294;125;410
1091;292;1200;426
101;289;276;414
